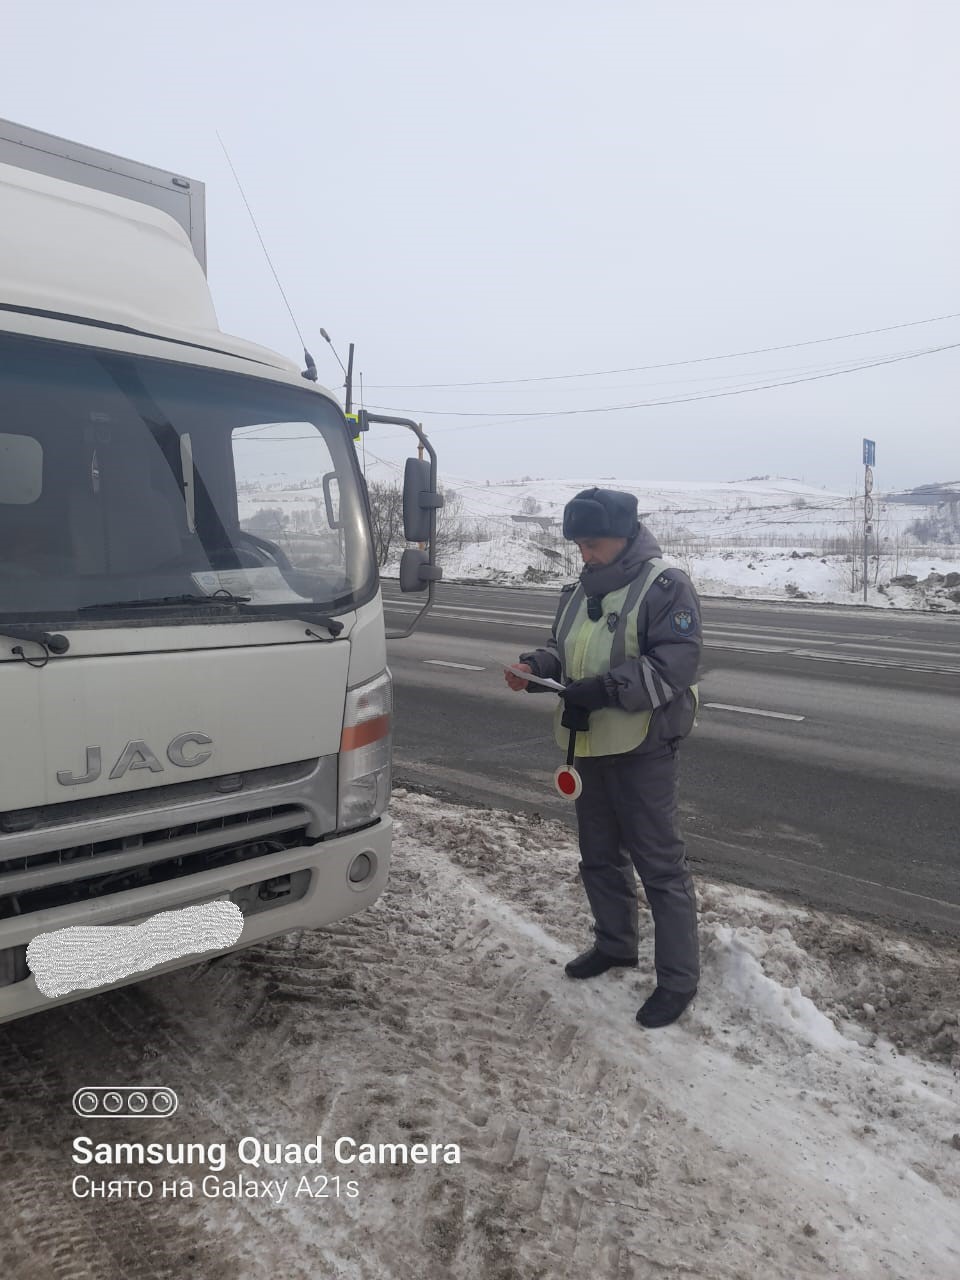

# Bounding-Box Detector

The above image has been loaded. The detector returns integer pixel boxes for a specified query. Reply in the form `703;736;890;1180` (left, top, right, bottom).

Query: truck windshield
0;332;377;623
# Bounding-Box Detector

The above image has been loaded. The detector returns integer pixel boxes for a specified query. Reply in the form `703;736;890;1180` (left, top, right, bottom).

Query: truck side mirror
399;548;443;593
403;457;443;543
357;412;443;632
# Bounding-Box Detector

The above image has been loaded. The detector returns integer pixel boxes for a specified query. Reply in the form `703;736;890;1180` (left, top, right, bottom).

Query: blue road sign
862;438;876;466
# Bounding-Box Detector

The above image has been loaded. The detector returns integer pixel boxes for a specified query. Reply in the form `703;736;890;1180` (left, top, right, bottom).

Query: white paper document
191;567;311;606
504;666;566;692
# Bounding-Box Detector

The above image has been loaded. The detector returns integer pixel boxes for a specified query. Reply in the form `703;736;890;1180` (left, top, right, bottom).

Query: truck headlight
338;669;392;829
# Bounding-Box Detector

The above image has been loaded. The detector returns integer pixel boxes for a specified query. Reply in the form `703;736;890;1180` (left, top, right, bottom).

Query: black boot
564;946;638;979
635;986;697;1028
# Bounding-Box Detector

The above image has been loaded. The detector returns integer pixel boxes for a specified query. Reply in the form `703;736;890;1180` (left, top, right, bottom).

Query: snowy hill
238;466;960;611
403;472;960;611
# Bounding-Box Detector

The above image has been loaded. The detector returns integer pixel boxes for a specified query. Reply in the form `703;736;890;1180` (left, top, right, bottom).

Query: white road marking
424;659;487;671
703;640;788;654
384;600;960;673
786;650;960;675
831;641;955;657
704;702;805;722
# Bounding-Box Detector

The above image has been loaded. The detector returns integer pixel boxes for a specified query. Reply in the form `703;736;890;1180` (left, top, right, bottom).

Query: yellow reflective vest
552;558;698;756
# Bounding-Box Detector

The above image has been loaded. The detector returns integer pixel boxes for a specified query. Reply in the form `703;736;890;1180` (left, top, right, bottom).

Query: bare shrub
367;481;404;567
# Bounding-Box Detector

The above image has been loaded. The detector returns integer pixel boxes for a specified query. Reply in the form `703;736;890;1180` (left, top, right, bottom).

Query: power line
365;309;960;389
363;346;905;398
365;341;960;425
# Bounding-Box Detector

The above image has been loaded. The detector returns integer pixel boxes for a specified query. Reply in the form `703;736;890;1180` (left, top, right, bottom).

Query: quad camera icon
72;1086;179;1119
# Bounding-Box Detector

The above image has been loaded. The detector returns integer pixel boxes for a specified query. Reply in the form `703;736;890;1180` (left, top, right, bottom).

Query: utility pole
862;438;875;603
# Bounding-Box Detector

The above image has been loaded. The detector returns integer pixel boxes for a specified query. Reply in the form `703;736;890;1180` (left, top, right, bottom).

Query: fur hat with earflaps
561;488;639;540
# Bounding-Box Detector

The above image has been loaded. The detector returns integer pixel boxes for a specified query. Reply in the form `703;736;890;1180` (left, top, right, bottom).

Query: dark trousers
574;745;699;992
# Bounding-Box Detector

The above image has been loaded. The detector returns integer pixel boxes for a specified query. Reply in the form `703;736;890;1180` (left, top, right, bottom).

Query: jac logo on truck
56;733;213;786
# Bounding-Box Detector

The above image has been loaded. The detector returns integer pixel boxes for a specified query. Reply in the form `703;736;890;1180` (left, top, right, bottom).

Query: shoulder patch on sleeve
670;607;698;636
655;567;695;592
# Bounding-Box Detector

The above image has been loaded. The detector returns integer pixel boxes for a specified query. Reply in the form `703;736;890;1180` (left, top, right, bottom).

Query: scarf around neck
577;526;663;599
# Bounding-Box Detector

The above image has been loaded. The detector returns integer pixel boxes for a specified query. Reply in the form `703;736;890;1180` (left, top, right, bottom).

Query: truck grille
0;805;303;879
0;806;310;919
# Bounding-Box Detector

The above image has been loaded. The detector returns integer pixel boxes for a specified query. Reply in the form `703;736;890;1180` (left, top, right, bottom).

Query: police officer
504;488;701;1028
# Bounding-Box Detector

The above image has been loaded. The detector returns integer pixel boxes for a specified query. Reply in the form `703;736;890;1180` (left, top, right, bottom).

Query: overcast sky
4;1;959;492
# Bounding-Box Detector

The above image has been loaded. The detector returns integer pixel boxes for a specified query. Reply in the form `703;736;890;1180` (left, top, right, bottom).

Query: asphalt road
383;582;960;940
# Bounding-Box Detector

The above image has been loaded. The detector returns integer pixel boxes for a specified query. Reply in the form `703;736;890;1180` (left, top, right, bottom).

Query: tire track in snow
0;1017;237;1280
1;792;957;1279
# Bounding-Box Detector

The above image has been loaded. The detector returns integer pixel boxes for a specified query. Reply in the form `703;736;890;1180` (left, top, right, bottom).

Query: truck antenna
216;131;318;381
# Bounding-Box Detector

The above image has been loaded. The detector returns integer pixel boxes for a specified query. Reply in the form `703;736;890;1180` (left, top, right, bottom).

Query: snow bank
707;923;852;1051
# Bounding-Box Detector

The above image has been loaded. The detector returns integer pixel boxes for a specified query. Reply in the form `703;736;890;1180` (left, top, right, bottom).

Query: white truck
0;119;441;1022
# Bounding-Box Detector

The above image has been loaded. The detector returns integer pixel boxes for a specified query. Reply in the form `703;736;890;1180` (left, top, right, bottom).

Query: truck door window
232;421;344;578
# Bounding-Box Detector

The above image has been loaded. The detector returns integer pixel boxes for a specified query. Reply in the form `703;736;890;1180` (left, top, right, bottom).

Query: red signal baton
554;697;586;800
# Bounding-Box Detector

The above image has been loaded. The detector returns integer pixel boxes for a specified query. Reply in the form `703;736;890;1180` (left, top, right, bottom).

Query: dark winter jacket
519;524;702;754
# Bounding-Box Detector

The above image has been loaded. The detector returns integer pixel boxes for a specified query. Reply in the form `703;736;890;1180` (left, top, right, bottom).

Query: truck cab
0;122;438;1021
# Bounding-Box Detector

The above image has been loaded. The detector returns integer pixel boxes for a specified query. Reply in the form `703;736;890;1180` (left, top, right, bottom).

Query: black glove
560;676;611;711
560;702;591;733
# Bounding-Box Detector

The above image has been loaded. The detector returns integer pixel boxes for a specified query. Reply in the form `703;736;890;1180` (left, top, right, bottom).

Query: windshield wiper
235;602;344;637
1;625;70;655
76;595;345;637
79;593;251;612
231;599;344;637
298;613;344;638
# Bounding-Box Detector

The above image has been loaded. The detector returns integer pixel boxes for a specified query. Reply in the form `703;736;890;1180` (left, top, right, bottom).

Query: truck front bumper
0;815;391;1024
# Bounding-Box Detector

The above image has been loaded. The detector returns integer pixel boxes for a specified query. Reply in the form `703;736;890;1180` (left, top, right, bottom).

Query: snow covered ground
421;475;960;610
239;469;960;611
678;548;960;611
433;532;960;612
6;791;958;1279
